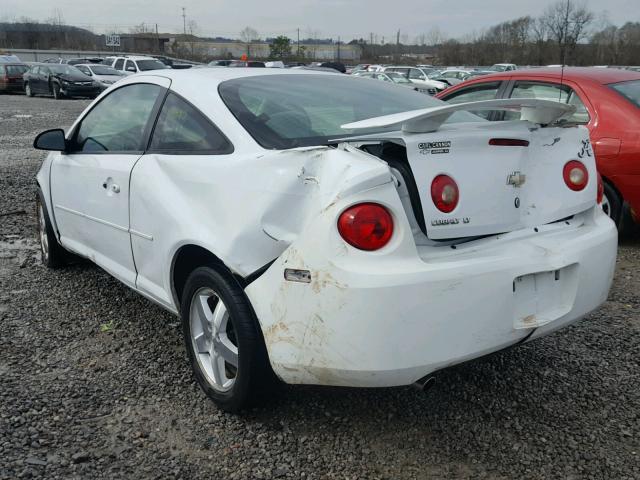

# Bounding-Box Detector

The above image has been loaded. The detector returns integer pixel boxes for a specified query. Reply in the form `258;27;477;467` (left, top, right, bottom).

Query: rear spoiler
341;98;576;134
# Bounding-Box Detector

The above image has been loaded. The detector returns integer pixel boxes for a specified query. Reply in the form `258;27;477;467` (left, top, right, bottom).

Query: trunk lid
341;98;597;240
404;121;596;239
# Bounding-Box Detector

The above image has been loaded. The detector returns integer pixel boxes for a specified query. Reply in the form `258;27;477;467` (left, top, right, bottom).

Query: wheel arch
170;244;245;309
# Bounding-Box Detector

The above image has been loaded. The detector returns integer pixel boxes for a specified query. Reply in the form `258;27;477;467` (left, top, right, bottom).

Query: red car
437;67;640;229
0;63;29;93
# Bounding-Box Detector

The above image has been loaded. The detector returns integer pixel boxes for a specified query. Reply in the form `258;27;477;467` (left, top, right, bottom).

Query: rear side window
508;81;590;124
409;69;425;80
149;93;233;154
610;80;640;108
71;83;162;153
114;59;124;70
442;82;502;119
6;65;28;75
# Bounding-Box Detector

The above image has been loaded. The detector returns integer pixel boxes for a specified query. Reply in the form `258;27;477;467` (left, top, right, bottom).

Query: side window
125;60;137;72
149;93;233;154
71;83;162;153
31;66;40;75
77;66;90;75
508;82;590;124
442;82;502;119
409;69;425;80
114;58;124;70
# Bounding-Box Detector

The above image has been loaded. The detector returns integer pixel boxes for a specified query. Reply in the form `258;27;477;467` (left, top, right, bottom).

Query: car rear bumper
0;81;24;92
245;208;617;387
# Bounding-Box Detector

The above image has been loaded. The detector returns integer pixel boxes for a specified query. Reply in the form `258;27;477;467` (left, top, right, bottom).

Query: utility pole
155;23;159;53
396;29;400;62
182;7;186;36
297;28;300;58
337;36;341;62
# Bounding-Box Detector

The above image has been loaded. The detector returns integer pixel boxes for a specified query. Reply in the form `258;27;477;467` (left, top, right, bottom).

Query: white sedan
34;68;617;411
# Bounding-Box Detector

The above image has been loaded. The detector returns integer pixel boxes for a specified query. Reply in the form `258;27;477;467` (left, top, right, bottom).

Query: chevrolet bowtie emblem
507;171;526;187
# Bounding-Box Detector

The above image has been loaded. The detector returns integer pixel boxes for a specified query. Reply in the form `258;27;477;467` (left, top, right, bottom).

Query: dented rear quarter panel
129;143;394;310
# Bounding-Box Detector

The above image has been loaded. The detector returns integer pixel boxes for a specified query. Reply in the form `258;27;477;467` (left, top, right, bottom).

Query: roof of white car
143;66;336;85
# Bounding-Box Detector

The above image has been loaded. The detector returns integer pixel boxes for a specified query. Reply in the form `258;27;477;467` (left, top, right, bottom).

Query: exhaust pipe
412;376;436;393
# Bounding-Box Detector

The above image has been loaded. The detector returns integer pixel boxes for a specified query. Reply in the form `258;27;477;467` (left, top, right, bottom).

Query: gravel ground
0;93;639;480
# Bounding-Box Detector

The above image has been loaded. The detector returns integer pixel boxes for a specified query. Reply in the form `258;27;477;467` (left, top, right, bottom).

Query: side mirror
34;129;67;151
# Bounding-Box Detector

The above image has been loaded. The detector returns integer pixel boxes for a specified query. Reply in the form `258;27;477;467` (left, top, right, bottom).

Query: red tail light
597;172;604;204
431;175;459;213
337;203;393;251
563;161;589;191
489;138;530;147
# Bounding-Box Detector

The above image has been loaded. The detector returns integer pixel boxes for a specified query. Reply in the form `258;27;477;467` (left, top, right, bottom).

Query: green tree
270;35;292;59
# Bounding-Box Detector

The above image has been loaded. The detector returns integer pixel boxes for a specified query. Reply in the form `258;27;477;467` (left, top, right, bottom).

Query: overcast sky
2;0;636;41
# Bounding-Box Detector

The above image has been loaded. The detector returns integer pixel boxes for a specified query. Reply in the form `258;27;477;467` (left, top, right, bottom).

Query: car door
32;66;46;92
50;79;169;287
129;91;234;307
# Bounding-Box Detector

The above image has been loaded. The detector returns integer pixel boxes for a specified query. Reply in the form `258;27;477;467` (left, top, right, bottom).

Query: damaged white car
34;69;617;411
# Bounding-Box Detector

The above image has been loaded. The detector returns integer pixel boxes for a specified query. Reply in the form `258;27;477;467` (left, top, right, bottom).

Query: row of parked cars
0;55;172;99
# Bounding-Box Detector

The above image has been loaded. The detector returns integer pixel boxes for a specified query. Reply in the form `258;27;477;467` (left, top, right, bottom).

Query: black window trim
145;90;235;155
66;82;168;156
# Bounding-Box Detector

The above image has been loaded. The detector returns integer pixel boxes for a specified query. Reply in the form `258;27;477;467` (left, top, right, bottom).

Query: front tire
602;182;622;229
52;83;63;100
180;266;271;412
25;83;33;97
36;190;68;268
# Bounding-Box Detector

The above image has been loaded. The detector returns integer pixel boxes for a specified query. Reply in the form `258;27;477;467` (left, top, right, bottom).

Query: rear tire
180;266;272;412
602;182;622;229
36;190;69;268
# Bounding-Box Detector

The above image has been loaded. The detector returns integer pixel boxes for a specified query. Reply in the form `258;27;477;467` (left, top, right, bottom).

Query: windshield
427;71;443;79
488;65;507;72
386;72;411;84
610;80;640;108
219;74;480;149
47;65;83;75
136;60;168;71
89;65;123;75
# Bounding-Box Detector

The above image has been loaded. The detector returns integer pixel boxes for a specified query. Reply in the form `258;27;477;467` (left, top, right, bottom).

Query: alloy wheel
189;287;239;392
37;203;49;263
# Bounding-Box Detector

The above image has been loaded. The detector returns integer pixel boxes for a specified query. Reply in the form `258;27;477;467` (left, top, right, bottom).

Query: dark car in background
23;64;100;99
0;63;29;93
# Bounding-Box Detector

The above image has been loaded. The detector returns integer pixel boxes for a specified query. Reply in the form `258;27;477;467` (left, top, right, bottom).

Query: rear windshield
5;65;28;75
136;60;168;71
610;80;640;108
219;74;479;149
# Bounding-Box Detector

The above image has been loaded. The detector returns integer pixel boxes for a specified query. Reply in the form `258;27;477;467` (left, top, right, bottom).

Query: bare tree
240;26;259;57
426;26;445;46
541;0;594;64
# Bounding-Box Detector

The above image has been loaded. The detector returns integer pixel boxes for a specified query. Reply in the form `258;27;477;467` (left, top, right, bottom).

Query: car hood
53;73;93;82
